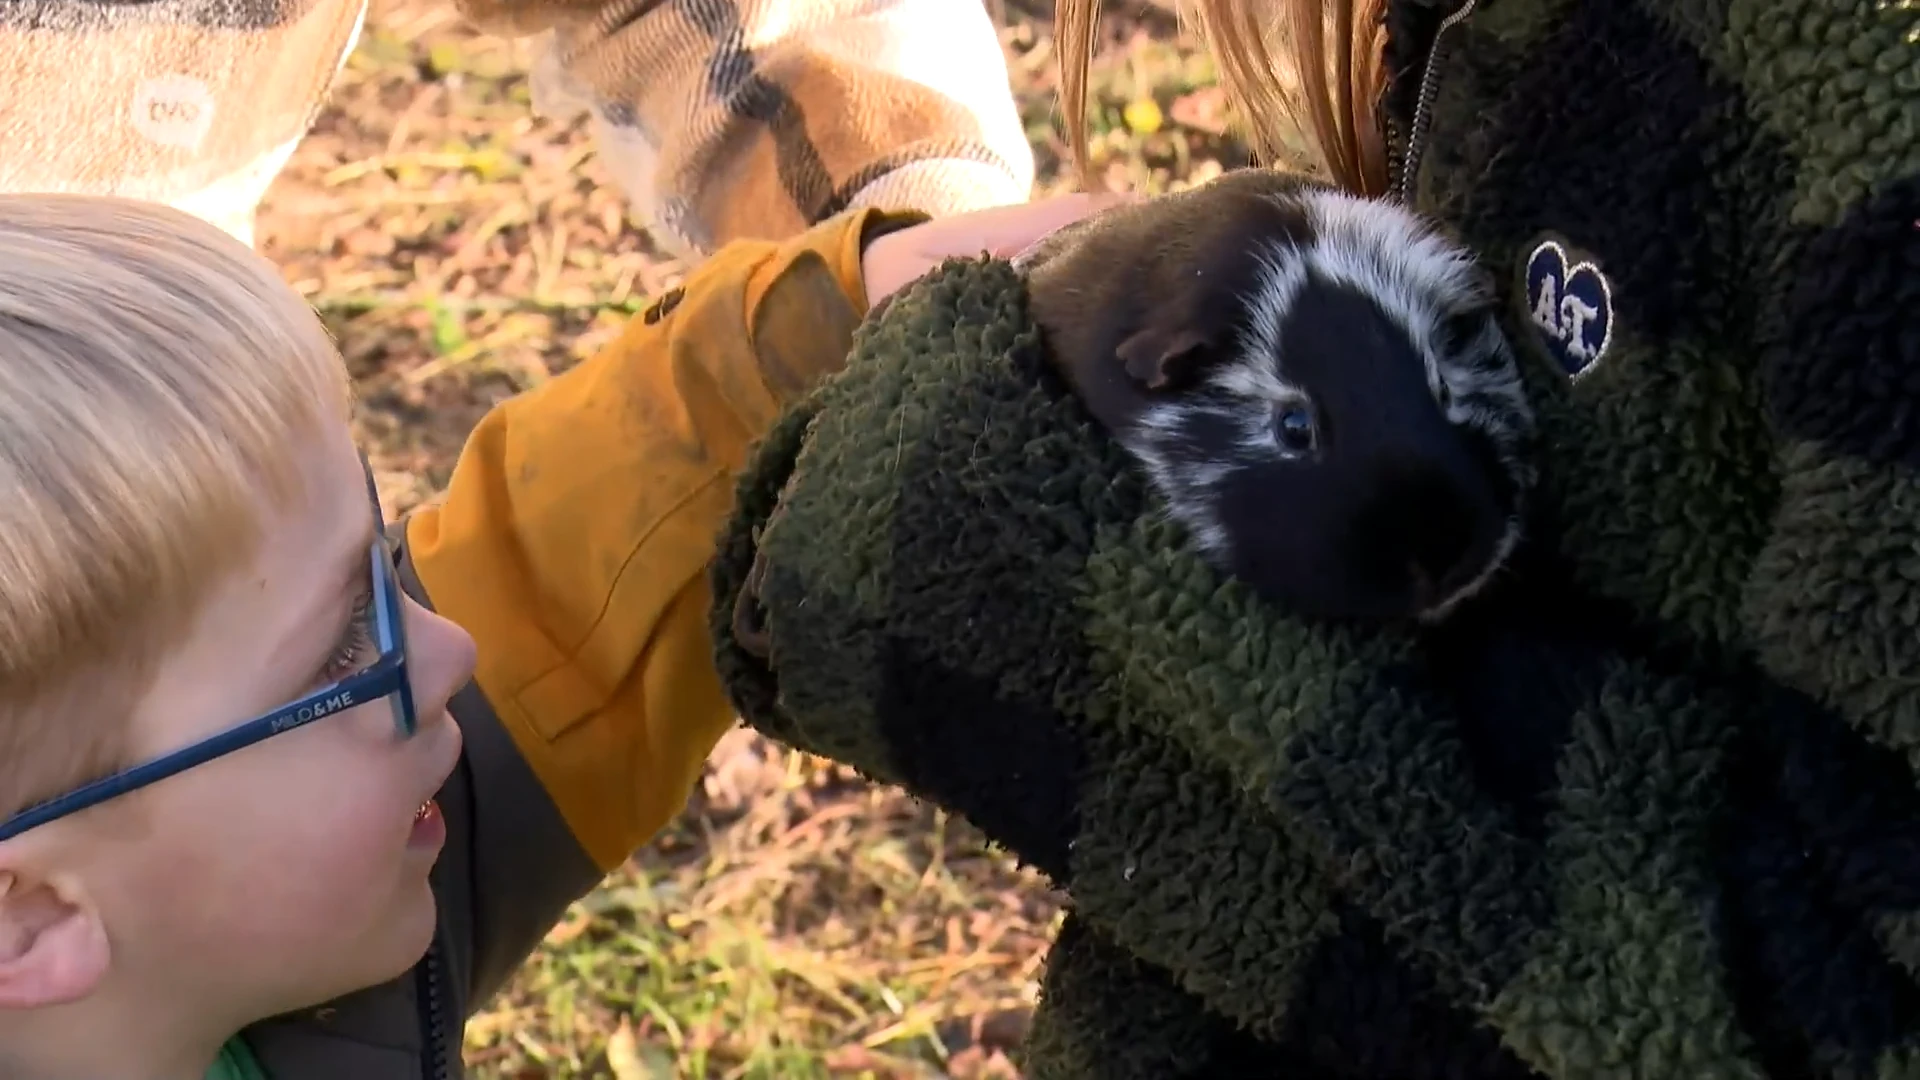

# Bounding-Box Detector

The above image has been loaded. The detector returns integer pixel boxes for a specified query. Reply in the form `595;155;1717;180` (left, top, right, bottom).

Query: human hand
860;191;1135;309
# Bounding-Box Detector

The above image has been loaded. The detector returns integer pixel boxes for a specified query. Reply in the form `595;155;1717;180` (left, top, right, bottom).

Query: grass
255;2;1271;1075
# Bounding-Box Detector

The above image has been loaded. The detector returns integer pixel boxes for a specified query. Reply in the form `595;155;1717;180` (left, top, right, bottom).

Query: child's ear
0;868;109;1009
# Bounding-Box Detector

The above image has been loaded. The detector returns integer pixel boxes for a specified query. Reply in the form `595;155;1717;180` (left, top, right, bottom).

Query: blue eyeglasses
0;461;417;843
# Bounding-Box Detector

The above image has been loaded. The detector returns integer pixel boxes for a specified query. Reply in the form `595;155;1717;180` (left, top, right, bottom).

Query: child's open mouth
409;798;446;849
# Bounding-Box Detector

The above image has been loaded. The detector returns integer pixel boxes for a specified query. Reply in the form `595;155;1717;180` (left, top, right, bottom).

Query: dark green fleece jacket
709;0;1920;1076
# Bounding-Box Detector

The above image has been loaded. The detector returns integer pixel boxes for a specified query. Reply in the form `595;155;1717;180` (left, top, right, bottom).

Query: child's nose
400;596;479;722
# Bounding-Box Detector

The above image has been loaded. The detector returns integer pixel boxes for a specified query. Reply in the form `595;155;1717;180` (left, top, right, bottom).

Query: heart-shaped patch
1524;239;1614;379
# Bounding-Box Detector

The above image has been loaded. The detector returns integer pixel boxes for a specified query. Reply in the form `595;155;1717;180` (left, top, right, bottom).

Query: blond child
0;188;1116;1080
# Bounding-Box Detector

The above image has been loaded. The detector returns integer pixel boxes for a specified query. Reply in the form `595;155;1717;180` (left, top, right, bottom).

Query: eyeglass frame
0;460;417;844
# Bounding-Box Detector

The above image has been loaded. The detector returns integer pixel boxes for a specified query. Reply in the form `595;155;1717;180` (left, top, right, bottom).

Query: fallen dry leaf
604;1017;645;1080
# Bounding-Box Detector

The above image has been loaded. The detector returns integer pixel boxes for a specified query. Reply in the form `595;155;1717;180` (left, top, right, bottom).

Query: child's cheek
254;735;423;910
252;776;435;972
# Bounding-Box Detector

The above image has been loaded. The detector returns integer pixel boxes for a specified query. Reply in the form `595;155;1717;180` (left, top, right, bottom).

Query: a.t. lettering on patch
1523;238;1614;380
131;75;215;151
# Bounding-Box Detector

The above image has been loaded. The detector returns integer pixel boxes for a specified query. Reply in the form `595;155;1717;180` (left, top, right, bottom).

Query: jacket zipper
419;940;451;1080
1390;0;1479;203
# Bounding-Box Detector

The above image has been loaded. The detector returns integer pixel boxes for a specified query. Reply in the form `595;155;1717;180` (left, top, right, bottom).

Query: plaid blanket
0;0;1031;249
708;237;1920;1077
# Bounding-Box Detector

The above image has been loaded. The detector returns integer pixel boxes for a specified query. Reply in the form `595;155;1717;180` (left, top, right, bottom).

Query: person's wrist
856;192;1136;312
855;208;934;312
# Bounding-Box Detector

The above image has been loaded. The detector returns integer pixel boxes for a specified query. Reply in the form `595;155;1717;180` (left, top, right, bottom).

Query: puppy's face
1043;176;1537;621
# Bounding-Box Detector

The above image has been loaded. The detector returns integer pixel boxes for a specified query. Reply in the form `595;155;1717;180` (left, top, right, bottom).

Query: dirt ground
254;2;1265;1075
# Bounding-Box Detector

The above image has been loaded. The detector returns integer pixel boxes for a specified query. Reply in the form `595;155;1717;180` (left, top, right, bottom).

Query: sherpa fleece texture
709;0;1919;1074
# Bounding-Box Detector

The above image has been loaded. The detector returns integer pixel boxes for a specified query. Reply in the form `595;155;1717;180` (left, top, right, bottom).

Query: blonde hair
1055;0;1389;197
0;194;350;820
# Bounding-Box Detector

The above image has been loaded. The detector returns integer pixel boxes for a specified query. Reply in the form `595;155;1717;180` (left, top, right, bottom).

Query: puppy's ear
1116;325;1212;391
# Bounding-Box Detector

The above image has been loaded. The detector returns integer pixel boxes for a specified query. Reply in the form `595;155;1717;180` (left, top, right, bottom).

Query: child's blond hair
0;193;351;821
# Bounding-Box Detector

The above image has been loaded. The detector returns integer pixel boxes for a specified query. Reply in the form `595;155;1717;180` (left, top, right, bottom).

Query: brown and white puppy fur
1015;167;1535;624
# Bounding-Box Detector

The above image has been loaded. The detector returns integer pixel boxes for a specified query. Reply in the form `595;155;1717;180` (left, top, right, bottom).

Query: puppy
1016;167;1535;623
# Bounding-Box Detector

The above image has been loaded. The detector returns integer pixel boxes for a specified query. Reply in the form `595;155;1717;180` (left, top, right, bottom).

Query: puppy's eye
1275;403;1316;452
1442;312;1484;356
1434;378;1454;410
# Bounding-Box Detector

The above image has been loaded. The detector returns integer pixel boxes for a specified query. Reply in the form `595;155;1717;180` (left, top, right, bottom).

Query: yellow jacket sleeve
404;205;923;871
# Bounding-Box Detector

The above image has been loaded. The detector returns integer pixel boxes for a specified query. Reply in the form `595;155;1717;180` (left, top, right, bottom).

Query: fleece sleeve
1729;0;1920;770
